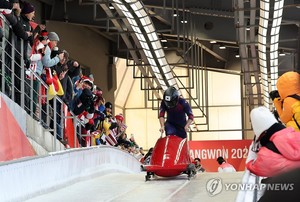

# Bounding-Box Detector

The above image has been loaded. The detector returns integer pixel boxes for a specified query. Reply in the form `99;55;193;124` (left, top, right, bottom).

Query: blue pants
165;122;187;139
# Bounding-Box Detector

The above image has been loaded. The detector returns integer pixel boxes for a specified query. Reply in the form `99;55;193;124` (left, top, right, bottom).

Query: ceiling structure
36;0;300;131
38;0;300;70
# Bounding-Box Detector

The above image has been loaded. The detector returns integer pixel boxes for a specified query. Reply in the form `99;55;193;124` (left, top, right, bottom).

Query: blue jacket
41;45;60;69
159;97;194;128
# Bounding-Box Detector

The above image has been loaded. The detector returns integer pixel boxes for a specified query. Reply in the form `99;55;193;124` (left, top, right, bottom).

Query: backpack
287;94;300;130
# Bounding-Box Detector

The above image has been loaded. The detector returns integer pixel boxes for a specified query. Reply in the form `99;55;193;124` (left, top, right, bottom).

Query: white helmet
250;106;278;142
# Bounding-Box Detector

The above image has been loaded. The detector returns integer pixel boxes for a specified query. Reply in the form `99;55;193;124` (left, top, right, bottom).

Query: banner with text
189;140;252;172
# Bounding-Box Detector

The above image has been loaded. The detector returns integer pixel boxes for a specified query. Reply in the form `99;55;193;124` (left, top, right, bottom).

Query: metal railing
0;13;84;152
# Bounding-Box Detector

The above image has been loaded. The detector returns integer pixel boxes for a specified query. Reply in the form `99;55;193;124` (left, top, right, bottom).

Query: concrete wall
0;147;141;202
26;113;65;154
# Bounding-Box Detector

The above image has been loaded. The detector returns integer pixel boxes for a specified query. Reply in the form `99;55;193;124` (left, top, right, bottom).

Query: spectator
0;0;19;11
117;132;131;149
114;113;125;135
42;31;64;68
99;105;114;136
19;0;35;64
30;21;46;41
69;88;94;116
132;146;143;160
69;88;95;146
26;40;46;119
73;75;93;98
271;71;300;131
93;87;105;112
194;158;205;172
15;1;36;113
112;114;131;147
104;101;113;117
61;63;73;106
78;110;94;147
71;66;82;86
0;1;21;96
1;1;21;30
246;106;300;177
66;60;81;80
4;0;33;106
139;147;145;156
50;49;71;141
40;32;64;127
53;49;73;105
93;96;106;131
93;110;125;147
24;30;49;116
129;134;138;147
103;113;122;147
143;147;154;165
217;156;236;172
159;86;194;139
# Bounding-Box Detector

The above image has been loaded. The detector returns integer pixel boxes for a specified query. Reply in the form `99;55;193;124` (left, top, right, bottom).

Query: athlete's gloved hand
159;126;165;134
184;125;190;132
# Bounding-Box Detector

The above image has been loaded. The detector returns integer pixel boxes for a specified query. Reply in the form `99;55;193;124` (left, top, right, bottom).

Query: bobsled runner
142;135;196;181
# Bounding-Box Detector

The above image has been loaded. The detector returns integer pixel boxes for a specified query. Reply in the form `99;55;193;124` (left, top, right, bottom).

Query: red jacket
247;127;300;177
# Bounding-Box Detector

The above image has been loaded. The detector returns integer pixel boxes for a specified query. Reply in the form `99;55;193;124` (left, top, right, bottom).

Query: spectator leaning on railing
2;0;34;106
40;31;64;127
1;3;141;151
42;31;64;68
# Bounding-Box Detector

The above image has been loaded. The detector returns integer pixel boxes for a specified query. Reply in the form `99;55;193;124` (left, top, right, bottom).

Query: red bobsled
142;135;196;181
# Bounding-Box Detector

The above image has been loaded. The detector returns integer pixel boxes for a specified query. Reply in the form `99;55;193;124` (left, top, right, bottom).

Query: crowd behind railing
0;0;145;160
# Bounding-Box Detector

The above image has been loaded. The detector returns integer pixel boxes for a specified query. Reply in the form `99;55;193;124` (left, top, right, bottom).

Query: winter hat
83;76;93;84
105;102;113;109
38;30;48;41
250;106;278;139
21;1;35;15
115;114;124;122
48;32;60;41
81;76;93;88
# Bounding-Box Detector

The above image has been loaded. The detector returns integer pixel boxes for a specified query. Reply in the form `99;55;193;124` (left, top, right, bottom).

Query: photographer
39;33;63;128
66;60;81;81
70;88;95;117
42;32;64;68
73;75;94;98
52;49;73;105
47;49;71;143
271;71;300;131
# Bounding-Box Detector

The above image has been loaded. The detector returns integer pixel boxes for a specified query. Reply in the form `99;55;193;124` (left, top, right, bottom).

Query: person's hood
276;71;300;99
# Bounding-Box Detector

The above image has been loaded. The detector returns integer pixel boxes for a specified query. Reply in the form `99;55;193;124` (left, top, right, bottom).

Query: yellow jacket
274;71;300;130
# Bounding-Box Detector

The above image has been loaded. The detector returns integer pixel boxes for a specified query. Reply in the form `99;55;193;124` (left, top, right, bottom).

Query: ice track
25;172;244;202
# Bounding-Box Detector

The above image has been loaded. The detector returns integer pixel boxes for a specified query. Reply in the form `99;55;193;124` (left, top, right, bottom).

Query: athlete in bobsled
159;86;194;139
143;86;196;181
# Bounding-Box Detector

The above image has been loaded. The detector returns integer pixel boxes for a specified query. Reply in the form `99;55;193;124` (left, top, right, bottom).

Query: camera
269;90;280;100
